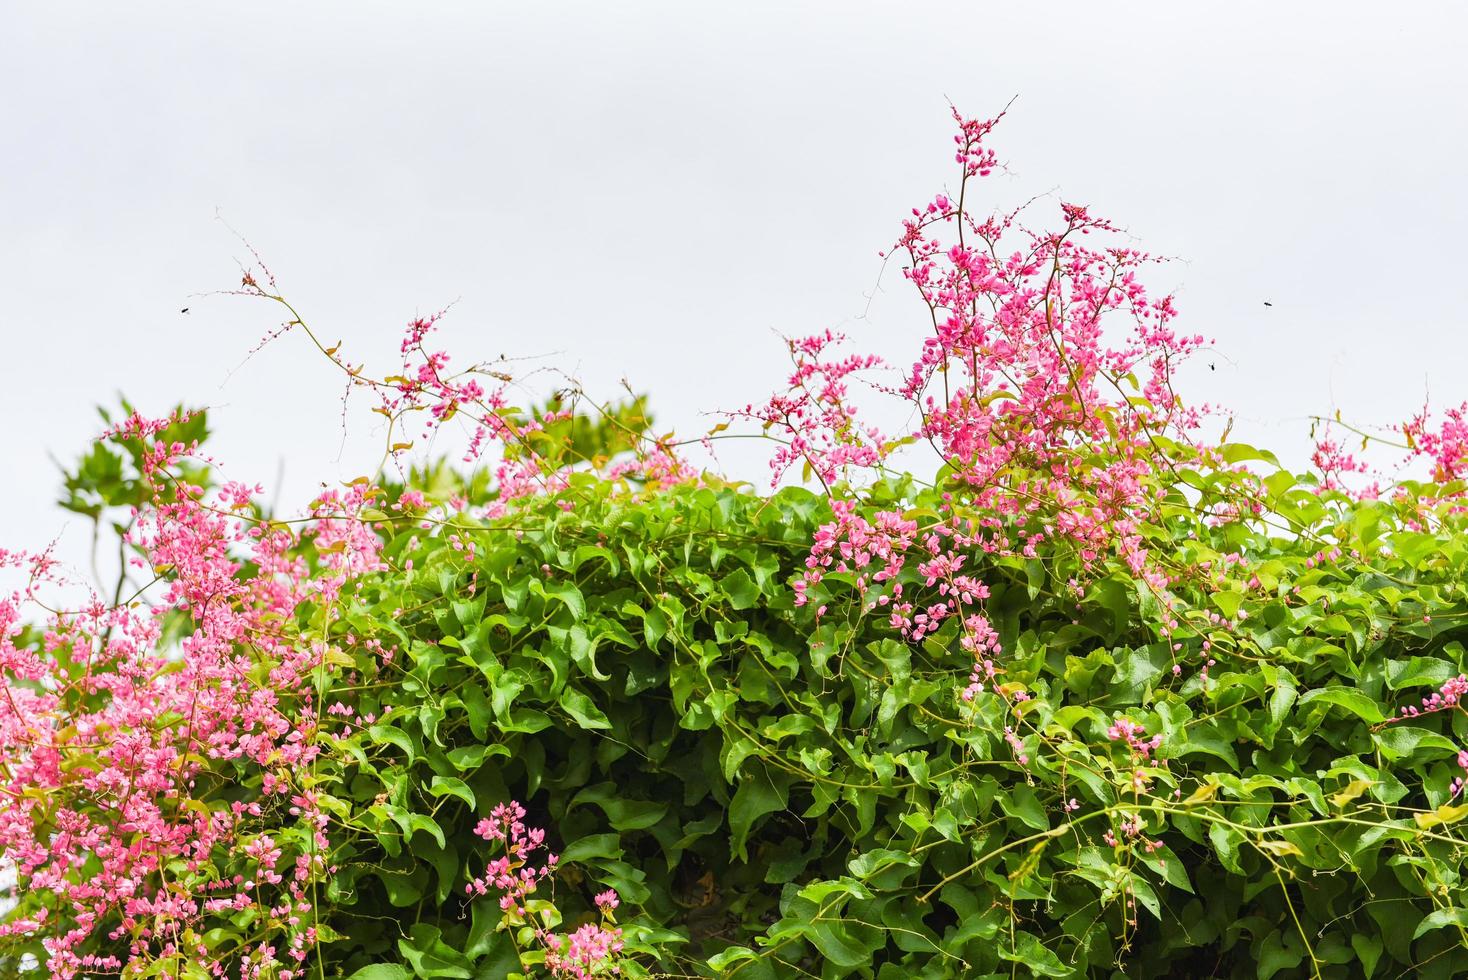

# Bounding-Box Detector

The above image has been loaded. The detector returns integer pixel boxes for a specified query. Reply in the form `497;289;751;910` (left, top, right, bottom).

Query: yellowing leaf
1416;803;1468;830
1255;839;1303;858
1008;838;1050;885
1330;779;1374;809
1183;780;1220;806
979;389;1018;408
321;648;355;668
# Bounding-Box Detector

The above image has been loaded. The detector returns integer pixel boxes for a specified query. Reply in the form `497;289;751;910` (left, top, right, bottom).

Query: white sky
4;2;1466;581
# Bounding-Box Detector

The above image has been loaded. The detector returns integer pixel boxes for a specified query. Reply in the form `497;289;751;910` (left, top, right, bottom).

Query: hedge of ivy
293;457;1468;979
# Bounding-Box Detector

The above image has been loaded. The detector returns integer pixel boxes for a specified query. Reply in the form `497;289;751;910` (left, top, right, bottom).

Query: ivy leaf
427;776;475;809
1351;934;1383;977
1297;687;1386;724
557;687;611;729
729;765;792;861
347;967;412;980
722;568;760;610
997;930;1070;976
570;783;669;831
1411;908;1468;944
398;923;473;978
367;724;418;764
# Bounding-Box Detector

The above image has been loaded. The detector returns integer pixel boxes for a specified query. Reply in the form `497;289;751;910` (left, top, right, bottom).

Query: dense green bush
299;458;1468;979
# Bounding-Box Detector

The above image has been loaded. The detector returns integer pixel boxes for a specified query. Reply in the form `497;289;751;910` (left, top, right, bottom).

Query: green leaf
399;923;473;978
367;724;418;764
1386;656;1458;690
997;929;1070;976
542;581;586;620
557;687;611;729
1221;442;1278;465
1297;687;1386;724
1372;725;1459;762
722;568;760;610
1176;722;1239;768
808;916;883;968
347;967;412;980
1209;823;1245;875
729;765;792;861
1024;558;1046;600
446;743;509;771
706;947;761;972
373;867;427;906
1004;784;1049;832
1351;933;1383;977
406;812;446;849
560;833;623;863
570;783;670;831
428;776;476;808
1414;907;1468;939
1257;928;1305;980
1144;842;1194;894
564;624;609;681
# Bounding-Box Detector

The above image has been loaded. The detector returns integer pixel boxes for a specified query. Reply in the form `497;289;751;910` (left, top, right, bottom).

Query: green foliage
31;399;1468;977
502;394;655;471
288;453;1468;978
58;398;211;521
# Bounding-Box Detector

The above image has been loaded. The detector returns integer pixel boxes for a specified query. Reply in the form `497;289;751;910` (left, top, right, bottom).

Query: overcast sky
4;2;1466;581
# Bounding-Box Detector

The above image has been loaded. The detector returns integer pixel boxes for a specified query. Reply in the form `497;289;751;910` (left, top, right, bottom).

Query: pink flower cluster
736;329;887;489
1107;717;1164;761
1405;402;1468;483
465;801;559;912
1306;398;1468;499
1397;674;1468;719
794;500;916;617
1451;750;1468;800
466;801;625;979
755;107;1212;742
1310;436;1373;492
0;412;385;977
